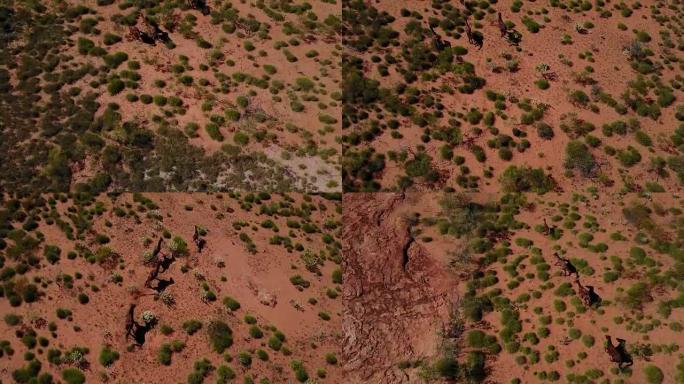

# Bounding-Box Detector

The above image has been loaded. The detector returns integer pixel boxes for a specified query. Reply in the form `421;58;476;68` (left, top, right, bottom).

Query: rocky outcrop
342;193;459;383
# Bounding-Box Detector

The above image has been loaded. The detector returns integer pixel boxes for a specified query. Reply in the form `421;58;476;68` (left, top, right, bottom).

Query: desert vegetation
0;192;342;382
0;0;342;193
341;0;684;194
343;191;684;383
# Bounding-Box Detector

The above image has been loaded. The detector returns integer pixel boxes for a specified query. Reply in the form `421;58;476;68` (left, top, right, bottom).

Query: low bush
564;141;596;176
61;368;85;384
207;321;233;353
99;346;119;367
644;365;664;384
500;166;556;194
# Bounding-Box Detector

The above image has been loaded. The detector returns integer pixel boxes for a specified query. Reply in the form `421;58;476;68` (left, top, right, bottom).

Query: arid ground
0;192;342;383
338;0;684;380
1;0;342;193
343;191;684;384
343;0;684;194
3;0;684;383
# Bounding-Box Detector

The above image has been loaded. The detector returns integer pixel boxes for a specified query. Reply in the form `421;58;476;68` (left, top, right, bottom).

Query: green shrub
223;296;241;311
500;166;556;194
61;368;85;384
621;282;652;309
77;37;95;54
291;360;309;382
183;320;202;335
554;300;567;312
636;31;651;43
225;109;240;121
158;344;172;365
184;122;200;138
325;353;337;365
603;271;619;283
99;346;119;367
644;365;664;384
535;79;550;90
4;313;21;326
522;16;541;33
103;33;121;45
236;96;249;108
77;293;89;304
256;349;269;361
635;130;652;146
569;90;590;106
108;79;125;95
249;326;263;339
537;123;554;139
153;95;167;106
216;365;236;383
179;75;193;86
233;132;249;146
564;140;596;176
471;145;486;162
207;321;233;353
103;52;128;68
268;335;282;350
616;146;641;167
465;351;486;382
498;147;513;161
290;275;311;288
205;123;224;142
434;357;459;379
237;352;252;367
467;330;487;348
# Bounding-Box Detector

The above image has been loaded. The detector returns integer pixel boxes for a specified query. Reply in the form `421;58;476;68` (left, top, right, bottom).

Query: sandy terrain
0;192;342;383
3;0;684;384
342;190;684;384
342;0;684;194
1;0;341;192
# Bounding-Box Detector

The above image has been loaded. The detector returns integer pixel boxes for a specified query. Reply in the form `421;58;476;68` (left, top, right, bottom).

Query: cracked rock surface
342;193;459;383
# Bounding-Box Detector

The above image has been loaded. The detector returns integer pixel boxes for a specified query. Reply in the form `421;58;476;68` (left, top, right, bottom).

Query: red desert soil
342;0;684;194
0;193;342;383
342;190;684;384
342;192;459;383
0;0;341;192
88;0;342;191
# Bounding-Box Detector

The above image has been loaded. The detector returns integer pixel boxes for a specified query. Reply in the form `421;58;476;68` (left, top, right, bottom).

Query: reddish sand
0;193;342;383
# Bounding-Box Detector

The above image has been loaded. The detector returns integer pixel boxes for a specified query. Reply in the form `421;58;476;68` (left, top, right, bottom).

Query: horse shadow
152;278;175;293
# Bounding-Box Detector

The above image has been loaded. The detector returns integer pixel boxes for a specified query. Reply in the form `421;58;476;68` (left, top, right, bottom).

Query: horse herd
126;0;209;46
551;246;633;370
428;12;523;53
124;226;206;346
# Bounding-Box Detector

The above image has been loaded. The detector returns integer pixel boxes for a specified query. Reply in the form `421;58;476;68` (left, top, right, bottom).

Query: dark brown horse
140;15;170;44
429;25;451;52
542;218;553;235
464;17;483;49
124;304;138;341
144;259;163;288
127;26;155;45
193;226;206;253
188;0;210;15
574;278;599;307
605;336;633;369
497;13;507;37
553;252;579;278
152;237;163;257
